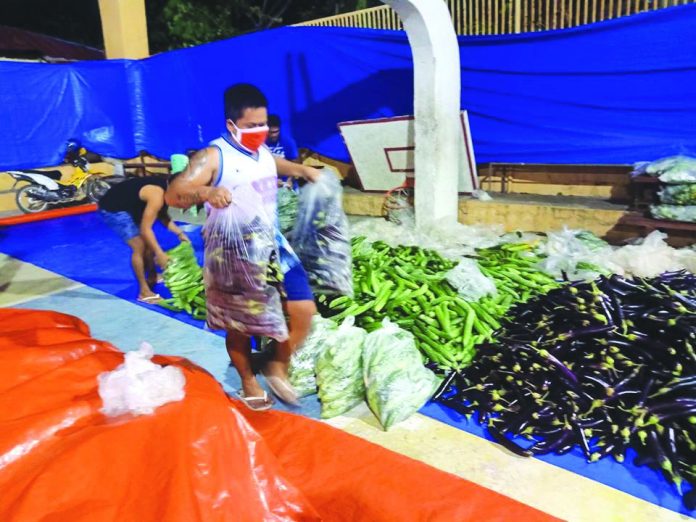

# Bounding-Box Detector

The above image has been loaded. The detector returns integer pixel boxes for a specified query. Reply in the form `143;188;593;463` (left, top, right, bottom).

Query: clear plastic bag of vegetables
650;204;696;223
315;317;366;418
643;155;696;183
288;316;337;397
203;184;288;341
291;172;353;296
277;186;299;235
658;184;696;205
362;319;440;430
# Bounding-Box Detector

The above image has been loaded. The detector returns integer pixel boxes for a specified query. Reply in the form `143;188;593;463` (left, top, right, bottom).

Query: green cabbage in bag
315;317;366;418
288;316;337;397
363;319;440;430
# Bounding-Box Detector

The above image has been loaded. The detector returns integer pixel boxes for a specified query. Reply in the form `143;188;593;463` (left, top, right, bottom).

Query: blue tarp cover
0;5;694;169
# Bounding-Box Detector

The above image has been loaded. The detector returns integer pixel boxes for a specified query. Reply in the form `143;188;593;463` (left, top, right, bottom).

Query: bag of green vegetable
288;316;337;397
291;171;353;296
362;319;440;430
277;186;299;235
647;156;696;184
659;184;696;205
315;317;366;418
203;184;288;341
650;204;696;223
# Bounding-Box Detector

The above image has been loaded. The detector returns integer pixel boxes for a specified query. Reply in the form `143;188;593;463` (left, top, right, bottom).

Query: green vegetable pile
157;242;207;320
322;238;559;370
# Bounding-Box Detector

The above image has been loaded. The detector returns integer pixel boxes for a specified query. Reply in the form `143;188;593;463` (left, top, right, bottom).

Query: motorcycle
6;141;114;214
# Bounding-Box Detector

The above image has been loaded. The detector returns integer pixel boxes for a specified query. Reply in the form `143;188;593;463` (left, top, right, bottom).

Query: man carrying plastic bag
166;84;321;411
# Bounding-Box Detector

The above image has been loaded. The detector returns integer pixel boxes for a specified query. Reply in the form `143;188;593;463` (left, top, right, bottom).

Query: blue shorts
283;263;314;302
99;210;139;243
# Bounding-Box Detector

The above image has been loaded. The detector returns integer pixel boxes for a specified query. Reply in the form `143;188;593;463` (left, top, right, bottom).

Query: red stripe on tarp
0;204;97;226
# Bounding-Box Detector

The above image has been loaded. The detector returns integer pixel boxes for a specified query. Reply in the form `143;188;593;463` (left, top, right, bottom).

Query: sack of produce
650;204;696;223
315;317;366;418
203;184;288;341
291;172;353;296
363;319;440;430
277;186;299;235
288;316;337;397
643;155;696;183
446;258;497;302
658;184;696;205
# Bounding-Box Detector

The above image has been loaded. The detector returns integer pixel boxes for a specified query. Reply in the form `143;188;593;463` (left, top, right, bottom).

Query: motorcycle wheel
85;177;110;202
16;185;49;213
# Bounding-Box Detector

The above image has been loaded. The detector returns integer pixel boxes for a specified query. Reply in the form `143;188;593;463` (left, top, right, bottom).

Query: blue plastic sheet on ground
0;212;689;515
0;5;695;169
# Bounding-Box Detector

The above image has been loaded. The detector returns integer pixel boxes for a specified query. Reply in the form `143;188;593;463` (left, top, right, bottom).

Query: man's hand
208;186;232;208
302;165;323;183
178;232;190;243
155;252;170;269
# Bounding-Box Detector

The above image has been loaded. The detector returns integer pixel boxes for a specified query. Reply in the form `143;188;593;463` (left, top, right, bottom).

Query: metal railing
294;0;693;35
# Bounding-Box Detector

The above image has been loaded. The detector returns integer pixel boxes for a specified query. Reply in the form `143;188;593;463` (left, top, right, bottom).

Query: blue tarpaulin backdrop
0;4;694;170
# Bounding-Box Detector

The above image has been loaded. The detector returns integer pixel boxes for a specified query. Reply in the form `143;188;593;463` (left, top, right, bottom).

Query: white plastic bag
291;172;353;295
288;316;337;397
98;342;186;417
362;319;440;430
204;184;288;340
536;228;620;281
611;231;690;278
446;258;497;302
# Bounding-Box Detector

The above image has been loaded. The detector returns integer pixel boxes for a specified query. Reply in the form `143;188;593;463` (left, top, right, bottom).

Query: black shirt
98;177;167;224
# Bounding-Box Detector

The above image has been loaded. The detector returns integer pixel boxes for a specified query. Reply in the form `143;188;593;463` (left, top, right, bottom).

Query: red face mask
231;122;269;152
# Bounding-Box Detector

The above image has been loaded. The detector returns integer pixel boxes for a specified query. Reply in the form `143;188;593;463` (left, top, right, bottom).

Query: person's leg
263;263;316;390
266;299;316;378
144;245;157;287
126;235;158;300
227;330;272;407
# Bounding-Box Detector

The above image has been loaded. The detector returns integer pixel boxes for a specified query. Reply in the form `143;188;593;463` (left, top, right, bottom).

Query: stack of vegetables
643;155;696;223
158;242;206;320
434;271;696;508
322;238;559;370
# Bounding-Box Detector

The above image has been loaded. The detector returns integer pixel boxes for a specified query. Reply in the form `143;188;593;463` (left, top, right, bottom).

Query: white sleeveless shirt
208;134;300;273
209;134;277;219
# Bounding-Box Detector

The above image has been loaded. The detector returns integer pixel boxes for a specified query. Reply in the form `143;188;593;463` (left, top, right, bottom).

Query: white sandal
236;390;274;411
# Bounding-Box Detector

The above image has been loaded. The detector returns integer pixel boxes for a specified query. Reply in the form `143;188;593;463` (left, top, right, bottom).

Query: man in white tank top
166;84;321;411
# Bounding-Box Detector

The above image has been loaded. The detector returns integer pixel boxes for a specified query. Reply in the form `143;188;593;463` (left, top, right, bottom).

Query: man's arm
165;148;231;208
158;208;189;242
274;156;322;183
139;187;170;268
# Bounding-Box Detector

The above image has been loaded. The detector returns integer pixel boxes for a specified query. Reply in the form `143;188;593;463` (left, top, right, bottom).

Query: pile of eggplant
434;271;696;508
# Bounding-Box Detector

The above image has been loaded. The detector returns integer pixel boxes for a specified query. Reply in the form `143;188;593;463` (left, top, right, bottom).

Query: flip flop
262;372;300;406
236;390;274;412
137;294;162;304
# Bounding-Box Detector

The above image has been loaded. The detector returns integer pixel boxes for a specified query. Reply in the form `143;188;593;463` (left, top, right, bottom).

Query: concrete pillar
98;0;149;59
382;0;461;228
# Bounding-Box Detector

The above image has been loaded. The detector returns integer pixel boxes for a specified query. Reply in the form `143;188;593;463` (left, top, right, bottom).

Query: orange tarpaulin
0;309;557;521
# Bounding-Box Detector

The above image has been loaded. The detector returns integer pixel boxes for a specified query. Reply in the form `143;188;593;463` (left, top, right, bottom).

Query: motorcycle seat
22;169;62;180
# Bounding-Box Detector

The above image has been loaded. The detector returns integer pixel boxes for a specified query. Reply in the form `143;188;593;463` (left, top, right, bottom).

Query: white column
382;0;461;228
